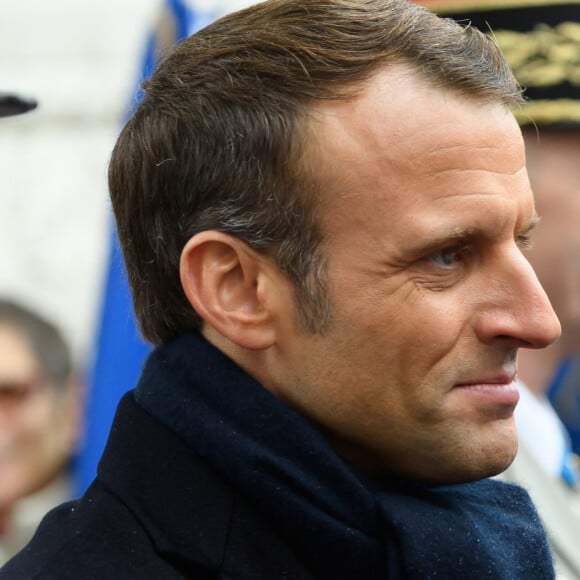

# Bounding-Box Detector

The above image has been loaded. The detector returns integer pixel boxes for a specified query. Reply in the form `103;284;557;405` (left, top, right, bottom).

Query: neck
518;343;564;397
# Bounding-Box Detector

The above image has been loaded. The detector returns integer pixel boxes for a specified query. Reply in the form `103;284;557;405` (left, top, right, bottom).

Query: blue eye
429;246;461;267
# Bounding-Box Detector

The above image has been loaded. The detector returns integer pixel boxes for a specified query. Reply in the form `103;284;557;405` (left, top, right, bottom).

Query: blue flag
548;357;580;457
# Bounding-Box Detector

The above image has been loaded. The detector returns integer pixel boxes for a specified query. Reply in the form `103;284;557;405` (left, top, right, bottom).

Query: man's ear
180;231;278;350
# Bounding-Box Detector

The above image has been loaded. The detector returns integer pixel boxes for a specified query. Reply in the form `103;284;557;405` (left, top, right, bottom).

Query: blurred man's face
524;130;580;355
265;68;560;484
0;323;77;513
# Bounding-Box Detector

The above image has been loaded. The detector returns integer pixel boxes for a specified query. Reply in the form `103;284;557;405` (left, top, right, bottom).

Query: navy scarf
135;332;554;579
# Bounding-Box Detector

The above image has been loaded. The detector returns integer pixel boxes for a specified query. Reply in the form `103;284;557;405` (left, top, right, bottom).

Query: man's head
110;0;523;344
0;300;79;515
109;0;560;484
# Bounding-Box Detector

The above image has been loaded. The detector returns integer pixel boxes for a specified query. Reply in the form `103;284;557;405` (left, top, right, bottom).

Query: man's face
524;130;580;355
0;323;76;513
267;68;560;484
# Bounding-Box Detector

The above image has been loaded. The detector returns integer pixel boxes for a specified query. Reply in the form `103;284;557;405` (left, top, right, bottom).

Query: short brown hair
109;0;523;344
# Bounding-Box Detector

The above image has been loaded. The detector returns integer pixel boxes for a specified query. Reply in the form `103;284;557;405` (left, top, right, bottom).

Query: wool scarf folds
135;332;554;579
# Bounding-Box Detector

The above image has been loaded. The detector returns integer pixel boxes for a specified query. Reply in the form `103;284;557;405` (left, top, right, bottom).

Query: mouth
452;374;519;408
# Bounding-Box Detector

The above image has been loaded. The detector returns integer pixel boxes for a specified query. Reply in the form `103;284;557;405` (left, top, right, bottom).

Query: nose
475;247;561;349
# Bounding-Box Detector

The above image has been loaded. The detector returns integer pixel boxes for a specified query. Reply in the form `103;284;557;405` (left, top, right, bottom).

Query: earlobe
180;231;277;350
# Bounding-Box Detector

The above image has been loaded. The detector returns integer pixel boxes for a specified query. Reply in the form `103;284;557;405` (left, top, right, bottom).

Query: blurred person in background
418;1;580;577
0;96;79;563
0;299;80;564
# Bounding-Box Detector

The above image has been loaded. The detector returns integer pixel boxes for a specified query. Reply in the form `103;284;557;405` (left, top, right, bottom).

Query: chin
484;447;519;478
371;446;518;486
417;432;519;486
458;418;519;480
445;443;519;485
469;456;516;482
425;461;515;486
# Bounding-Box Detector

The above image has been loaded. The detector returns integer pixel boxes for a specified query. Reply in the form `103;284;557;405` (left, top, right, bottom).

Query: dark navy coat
0;392;313;580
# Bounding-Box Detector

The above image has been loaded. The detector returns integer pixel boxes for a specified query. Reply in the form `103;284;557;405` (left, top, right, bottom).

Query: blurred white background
1;0;164;363
1;0;260;368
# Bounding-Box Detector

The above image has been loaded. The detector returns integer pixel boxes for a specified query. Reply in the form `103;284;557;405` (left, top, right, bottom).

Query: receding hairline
298;61;522;203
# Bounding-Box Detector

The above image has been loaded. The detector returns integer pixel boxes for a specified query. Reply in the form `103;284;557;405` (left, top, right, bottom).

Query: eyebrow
449;212;541;240
521;213;541;235
409;212;542;257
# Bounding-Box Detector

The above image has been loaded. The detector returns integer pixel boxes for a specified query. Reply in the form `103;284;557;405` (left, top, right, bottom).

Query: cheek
389;295;466;356
330;273;472;393
0;418;49;505
3;412;38;447
346;301;464;405
12;403;56;457
397;300;475;405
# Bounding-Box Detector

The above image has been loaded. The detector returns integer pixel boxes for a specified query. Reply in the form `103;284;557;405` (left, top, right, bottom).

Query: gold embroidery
420;2;580;124
494;23;580;87
514;99;580;125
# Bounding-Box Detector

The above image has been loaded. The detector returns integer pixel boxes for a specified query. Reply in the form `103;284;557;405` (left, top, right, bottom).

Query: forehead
0;323;37;380
305;66;529;231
